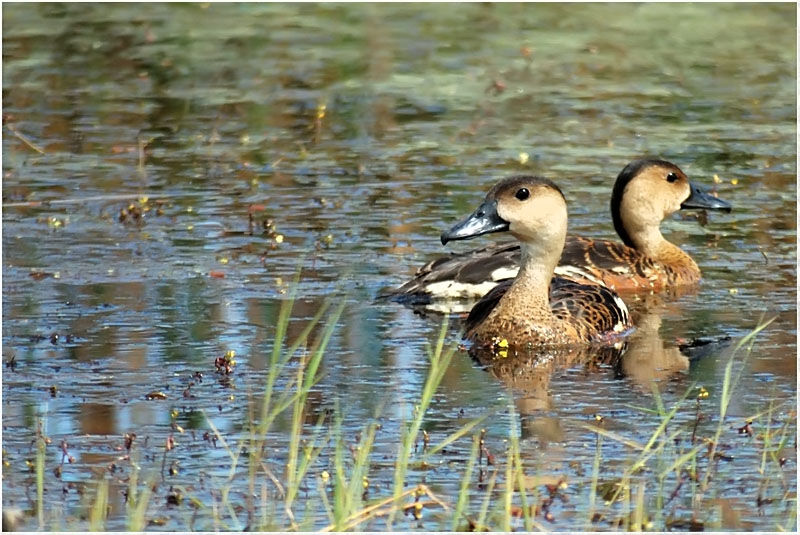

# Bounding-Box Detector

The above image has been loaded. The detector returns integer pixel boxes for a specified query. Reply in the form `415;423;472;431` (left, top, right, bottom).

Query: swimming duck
440;176;632;349
389;159;731;303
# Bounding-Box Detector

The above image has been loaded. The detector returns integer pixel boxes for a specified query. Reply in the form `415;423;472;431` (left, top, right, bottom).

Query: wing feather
463;276;630;342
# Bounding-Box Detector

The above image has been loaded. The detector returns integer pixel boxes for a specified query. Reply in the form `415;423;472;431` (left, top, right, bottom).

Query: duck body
464;275;631;349
440;175;632;350
388;159;730;305
557;235;700;291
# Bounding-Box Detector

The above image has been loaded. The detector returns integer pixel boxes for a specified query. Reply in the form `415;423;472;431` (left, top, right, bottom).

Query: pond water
2;3;796;531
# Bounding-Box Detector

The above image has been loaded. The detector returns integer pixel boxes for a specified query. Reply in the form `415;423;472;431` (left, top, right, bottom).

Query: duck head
441;176;568;255
611;159;731;249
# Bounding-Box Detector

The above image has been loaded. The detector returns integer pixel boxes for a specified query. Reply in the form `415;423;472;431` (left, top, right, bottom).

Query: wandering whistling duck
439;176;632;349
388;159;731;305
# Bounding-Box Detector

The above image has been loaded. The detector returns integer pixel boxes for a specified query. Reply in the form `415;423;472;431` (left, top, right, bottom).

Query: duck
440;175;633;349
388;159;731;304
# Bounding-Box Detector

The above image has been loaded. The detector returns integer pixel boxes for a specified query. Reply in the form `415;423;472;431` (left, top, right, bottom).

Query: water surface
2;3;796;531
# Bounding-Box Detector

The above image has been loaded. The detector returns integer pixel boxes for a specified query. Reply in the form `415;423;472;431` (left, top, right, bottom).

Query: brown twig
259;460;285;498
3;193;150;209
6;123;45;154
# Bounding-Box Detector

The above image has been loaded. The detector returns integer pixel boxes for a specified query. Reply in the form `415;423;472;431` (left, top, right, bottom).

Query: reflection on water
2;2;796;531
617;309;690;388
472;343;625;413
466;302;700;445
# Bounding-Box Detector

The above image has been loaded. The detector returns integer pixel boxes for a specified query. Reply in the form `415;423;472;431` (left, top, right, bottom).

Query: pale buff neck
629;226;699;272
495;240;561;321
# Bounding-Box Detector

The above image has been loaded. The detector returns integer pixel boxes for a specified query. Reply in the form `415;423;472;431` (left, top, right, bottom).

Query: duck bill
681;183;732;212
441;199;510;245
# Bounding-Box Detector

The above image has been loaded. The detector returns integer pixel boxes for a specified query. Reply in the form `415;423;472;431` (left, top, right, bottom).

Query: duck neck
629;226;699;272
615;191;698;272
627;224;667;258
501;241;560;320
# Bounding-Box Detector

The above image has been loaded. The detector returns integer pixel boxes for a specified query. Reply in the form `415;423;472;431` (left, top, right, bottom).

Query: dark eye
515;188;530;200
666;172;679;183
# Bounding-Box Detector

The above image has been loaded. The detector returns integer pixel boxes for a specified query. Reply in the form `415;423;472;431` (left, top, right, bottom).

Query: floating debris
485;78;506;95
119;201;145;224
29;270;53;280
47;216;65;229
214;350;236;375
737;420;753;437
166;487;183;506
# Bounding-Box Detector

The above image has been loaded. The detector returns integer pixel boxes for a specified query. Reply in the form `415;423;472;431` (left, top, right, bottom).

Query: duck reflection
466;301;691;445
617;305;689;386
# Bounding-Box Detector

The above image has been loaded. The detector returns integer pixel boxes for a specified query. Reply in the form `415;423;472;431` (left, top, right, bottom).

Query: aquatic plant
16;306;795;531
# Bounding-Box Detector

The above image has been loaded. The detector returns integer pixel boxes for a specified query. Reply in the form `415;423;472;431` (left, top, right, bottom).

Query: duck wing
386;235;667;306
463;278;513;334
549;277;631;340
386;241;520;304
557;236;665;291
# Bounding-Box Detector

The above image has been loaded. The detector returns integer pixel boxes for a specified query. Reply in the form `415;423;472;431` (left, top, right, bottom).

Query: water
2;3;796;531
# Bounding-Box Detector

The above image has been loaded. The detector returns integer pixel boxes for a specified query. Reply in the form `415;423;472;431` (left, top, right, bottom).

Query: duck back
387;233;689;306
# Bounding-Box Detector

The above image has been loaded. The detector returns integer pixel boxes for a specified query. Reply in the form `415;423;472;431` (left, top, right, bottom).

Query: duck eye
666;172;679;183
515;188;530;201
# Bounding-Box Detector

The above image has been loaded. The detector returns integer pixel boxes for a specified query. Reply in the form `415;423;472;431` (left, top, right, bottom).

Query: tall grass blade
451;433;480;531
35;429;45;530
586;433;603;530
88;478;109;531
389;317;455;526
702;316;776;490
475;470;497;531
